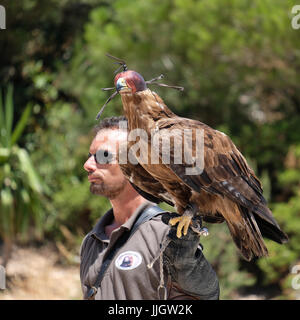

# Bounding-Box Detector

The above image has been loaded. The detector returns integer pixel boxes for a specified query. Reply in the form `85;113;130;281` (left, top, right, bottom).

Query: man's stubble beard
90;179;128;199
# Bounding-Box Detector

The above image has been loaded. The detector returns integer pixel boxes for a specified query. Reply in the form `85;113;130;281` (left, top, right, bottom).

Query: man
80;116;219;300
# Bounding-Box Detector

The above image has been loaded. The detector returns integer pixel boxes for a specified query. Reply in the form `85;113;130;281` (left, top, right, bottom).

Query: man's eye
96;149;114;164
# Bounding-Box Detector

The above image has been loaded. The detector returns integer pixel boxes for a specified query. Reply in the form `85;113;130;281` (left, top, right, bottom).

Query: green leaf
0;147;10;163
11;103;32;146
1;187;13;206
0;89;5;147
20;188;30;204
0;188;14;237
16;190;30;238
16;148;44;194
5;84;14;148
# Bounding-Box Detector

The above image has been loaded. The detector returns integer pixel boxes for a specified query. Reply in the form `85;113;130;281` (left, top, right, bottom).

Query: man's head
84;116;129;199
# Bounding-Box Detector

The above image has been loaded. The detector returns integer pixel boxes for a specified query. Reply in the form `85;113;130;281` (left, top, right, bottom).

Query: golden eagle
98;60;288;261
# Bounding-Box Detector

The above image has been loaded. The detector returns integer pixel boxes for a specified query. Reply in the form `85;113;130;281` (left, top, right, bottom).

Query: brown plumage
113;70;288;261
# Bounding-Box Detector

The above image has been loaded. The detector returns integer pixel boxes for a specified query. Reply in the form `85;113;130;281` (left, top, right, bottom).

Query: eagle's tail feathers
227;205;288;261
254;214;288;244
227;206;269;261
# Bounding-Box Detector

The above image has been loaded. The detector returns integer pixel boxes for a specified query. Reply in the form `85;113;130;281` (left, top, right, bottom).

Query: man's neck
109;185;148;227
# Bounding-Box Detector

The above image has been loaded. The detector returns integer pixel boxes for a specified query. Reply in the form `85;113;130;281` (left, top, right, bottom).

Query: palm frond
11;103;32;146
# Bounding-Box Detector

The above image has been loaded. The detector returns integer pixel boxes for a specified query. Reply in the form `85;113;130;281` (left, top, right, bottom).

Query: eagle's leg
190;216;209;237
169;203;198;238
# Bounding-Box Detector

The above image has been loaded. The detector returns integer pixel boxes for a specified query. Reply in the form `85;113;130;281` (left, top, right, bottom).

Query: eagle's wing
155;116;285;235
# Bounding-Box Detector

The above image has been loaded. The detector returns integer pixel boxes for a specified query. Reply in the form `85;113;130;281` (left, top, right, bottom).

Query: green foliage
28;101;111;238
0;86;46;246
257;145;300;298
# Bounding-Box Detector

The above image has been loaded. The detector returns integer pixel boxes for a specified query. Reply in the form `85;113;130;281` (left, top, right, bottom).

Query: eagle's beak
116;77;129;92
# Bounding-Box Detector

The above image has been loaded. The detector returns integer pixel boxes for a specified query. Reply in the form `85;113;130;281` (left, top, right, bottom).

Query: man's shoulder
137;205;170;228
80;206;171;255
134;209;170;240
79;228;98;255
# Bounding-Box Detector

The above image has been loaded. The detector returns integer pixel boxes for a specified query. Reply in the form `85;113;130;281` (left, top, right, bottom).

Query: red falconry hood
114;70;147;94
95;54;183;120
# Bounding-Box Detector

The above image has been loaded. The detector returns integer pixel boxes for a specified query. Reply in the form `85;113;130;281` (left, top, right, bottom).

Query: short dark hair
93;116;128;137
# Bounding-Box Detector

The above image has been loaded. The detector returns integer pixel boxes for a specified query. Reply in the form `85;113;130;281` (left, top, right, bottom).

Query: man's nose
84;156;97;172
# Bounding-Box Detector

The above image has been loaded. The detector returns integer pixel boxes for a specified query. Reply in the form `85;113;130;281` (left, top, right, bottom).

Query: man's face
84;129;128;199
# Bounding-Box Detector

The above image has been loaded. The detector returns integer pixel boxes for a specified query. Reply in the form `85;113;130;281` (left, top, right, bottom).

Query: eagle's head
114;70;147;94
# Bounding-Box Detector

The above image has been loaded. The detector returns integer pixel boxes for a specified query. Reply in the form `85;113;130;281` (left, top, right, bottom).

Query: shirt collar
91;208;113;242
122;201;152;230
91;201;152;241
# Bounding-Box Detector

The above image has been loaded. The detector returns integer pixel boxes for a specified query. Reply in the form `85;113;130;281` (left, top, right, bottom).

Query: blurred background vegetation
0;0;299;299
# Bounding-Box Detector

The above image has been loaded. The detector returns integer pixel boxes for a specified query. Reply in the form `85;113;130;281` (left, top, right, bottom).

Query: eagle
100;67;288;261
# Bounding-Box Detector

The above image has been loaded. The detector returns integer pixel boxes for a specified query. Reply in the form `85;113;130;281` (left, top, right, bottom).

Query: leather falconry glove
162;212;220;300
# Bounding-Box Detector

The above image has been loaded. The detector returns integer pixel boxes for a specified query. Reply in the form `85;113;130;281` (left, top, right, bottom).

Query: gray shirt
80;202;219;300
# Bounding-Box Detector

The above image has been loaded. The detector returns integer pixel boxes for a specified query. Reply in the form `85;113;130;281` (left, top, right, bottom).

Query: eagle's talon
169;215;193;238
191;225;209;237
169;216;182;226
